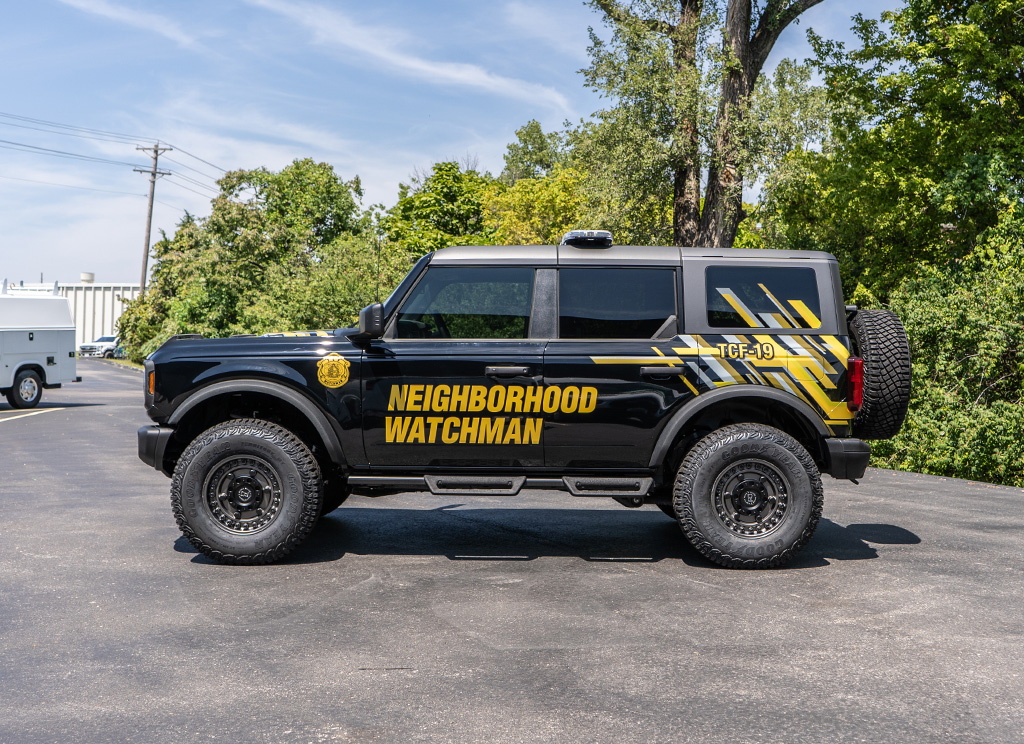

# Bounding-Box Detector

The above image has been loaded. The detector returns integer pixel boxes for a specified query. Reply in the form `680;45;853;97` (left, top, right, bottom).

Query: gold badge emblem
317;353;350;388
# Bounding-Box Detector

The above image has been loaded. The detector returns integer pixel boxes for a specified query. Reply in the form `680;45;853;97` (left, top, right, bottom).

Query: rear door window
706;266;822;330
558;268;677;339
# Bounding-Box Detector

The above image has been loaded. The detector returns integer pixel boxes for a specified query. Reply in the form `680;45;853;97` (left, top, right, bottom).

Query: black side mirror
358;303;384;338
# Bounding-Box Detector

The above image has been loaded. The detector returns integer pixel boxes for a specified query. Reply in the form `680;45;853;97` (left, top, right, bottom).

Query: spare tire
849;309;911;440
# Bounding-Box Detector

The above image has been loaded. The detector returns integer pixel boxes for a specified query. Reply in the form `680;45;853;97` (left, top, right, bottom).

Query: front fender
167;378;346;466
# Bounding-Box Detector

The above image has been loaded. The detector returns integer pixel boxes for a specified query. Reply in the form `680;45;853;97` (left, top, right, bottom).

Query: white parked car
79;335;119;358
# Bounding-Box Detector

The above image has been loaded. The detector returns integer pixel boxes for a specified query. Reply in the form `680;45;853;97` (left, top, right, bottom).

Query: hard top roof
429;244;836;265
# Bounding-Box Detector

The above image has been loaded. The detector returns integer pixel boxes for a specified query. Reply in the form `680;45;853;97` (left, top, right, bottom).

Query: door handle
486;365;532;378
640;366;682;379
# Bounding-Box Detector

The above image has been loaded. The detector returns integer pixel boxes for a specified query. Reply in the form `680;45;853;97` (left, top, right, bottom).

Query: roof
0;294;75;330
429;244;837;266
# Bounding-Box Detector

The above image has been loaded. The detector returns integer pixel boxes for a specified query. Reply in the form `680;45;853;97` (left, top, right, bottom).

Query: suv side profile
138;235;911;568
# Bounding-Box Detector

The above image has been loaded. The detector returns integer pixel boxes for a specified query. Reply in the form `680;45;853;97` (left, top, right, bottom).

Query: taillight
847;357;863;411
148;371;156;396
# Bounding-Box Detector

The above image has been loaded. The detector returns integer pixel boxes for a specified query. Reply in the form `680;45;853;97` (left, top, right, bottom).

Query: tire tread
170;418;321;565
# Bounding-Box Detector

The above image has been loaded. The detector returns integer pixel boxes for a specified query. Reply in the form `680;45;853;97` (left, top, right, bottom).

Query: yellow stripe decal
788;300;822;330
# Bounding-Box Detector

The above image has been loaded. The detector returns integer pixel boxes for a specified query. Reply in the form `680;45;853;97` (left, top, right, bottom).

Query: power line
168;171;219;193
0;119;144;146
0;138;143;168
0;111;146;143
0;172;145;197
163;179;218;199
163;156;223;182
154;198;189;212
165;144;227;174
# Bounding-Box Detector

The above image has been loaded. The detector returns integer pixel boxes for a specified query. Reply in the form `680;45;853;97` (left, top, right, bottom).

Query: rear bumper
824;438;871;481
138;425;175;476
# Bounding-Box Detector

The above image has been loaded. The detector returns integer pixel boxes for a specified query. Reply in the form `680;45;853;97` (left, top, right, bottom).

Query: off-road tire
673;424;823;569
170;419;322;565
849;309;911;440
7;369;42;409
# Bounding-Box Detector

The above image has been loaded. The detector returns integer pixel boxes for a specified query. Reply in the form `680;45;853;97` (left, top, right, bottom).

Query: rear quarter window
706;266;822;330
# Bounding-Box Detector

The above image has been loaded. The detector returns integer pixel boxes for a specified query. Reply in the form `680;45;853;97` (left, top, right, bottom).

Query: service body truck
0;288;80;408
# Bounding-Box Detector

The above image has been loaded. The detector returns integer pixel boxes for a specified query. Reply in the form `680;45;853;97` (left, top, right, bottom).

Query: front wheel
7;370;42;409
170;419;322;565
673;424;823;569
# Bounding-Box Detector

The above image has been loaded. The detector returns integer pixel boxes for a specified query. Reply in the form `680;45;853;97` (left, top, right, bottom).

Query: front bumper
138;425;175;476
824;438;871;481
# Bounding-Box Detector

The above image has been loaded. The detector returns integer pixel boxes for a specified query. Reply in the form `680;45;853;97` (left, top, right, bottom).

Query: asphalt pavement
1;358;1022;744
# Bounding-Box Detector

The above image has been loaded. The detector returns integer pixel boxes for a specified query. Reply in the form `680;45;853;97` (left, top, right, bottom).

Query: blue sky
1;0;895;285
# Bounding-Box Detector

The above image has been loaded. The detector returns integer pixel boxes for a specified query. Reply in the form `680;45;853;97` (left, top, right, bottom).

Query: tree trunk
670;0;704;246
592;0;827;248
697;0;752;247
695;0;828;247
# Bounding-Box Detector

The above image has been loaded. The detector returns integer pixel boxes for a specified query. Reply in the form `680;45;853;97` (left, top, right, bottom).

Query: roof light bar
560;229;613;248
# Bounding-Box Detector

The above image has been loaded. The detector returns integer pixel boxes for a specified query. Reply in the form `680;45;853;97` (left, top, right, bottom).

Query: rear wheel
171;419;322;565
6;370;42;409
673;424;823;569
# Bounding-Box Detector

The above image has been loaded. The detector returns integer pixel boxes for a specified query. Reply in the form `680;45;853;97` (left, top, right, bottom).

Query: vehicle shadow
174;508;922;568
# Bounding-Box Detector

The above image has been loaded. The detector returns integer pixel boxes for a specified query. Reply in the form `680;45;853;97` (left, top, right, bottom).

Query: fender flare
648;386;831;468
167;379;346;466
9;361;47;385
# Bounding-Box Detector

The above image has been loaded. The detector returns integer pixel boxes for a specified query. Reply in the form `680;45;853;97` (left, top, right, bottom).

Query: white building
3;275;141;348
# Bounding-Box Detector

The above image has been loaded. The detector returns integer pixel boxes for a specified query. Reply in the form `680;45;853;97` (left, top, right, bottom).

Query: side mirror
358;303;384;338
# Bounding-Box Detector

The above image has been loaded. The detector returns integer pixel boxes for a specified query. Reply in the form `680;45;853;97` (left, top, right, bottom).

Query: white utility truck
0;281;80;408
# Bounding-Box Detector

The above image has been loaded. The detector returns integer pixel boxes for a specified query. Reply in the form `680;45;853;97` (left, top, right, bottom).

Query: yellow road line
0;408;64;423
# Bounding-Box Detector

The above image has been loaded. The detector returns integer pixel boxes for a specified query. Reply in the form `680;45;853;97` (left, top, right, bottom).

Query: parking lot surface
1;359;1022;743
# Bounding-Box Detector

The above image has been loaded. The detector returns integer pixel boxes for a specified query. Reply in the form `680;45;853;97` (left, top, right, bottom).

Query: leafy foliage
382;161;496;256
763;0;1024;298
484;165;590;246
118;159;407;361
500;120;567;184
755;0;1024;486
873;223;1024;486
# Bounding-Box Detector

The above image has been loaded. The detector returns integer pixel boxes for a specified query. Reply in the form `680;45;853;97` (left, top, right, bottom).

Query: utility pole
135;143;171;292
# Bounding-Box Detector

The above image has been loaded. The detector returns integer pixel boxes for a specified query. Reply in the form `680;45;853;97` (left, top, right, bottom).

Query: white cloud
503;2;593;61
56;0;196;47
244;0;571;113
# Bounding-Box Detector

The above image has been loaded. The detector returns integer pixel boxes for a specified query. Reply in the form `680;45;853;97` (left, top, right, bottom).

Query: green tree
500;120;566;184
584;0;828;248
118;159;394;361
382;161;497;255
763;0;1024;298
873;218;1024;486
484;165;589;245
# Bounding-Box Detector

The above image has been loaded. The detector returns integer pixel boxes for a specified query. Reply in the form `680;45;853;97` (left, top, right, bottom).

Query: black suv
138;233;911;568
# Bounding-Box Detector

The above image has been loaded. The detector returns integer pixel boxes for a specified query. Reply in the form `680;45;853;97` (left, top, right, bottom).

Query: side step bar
347;475;653;498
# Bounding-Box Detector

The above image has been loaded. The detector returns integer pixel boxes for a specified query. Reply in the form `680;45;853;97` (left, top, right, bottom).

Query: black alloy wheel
673;423;823;569
171;419;322;565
